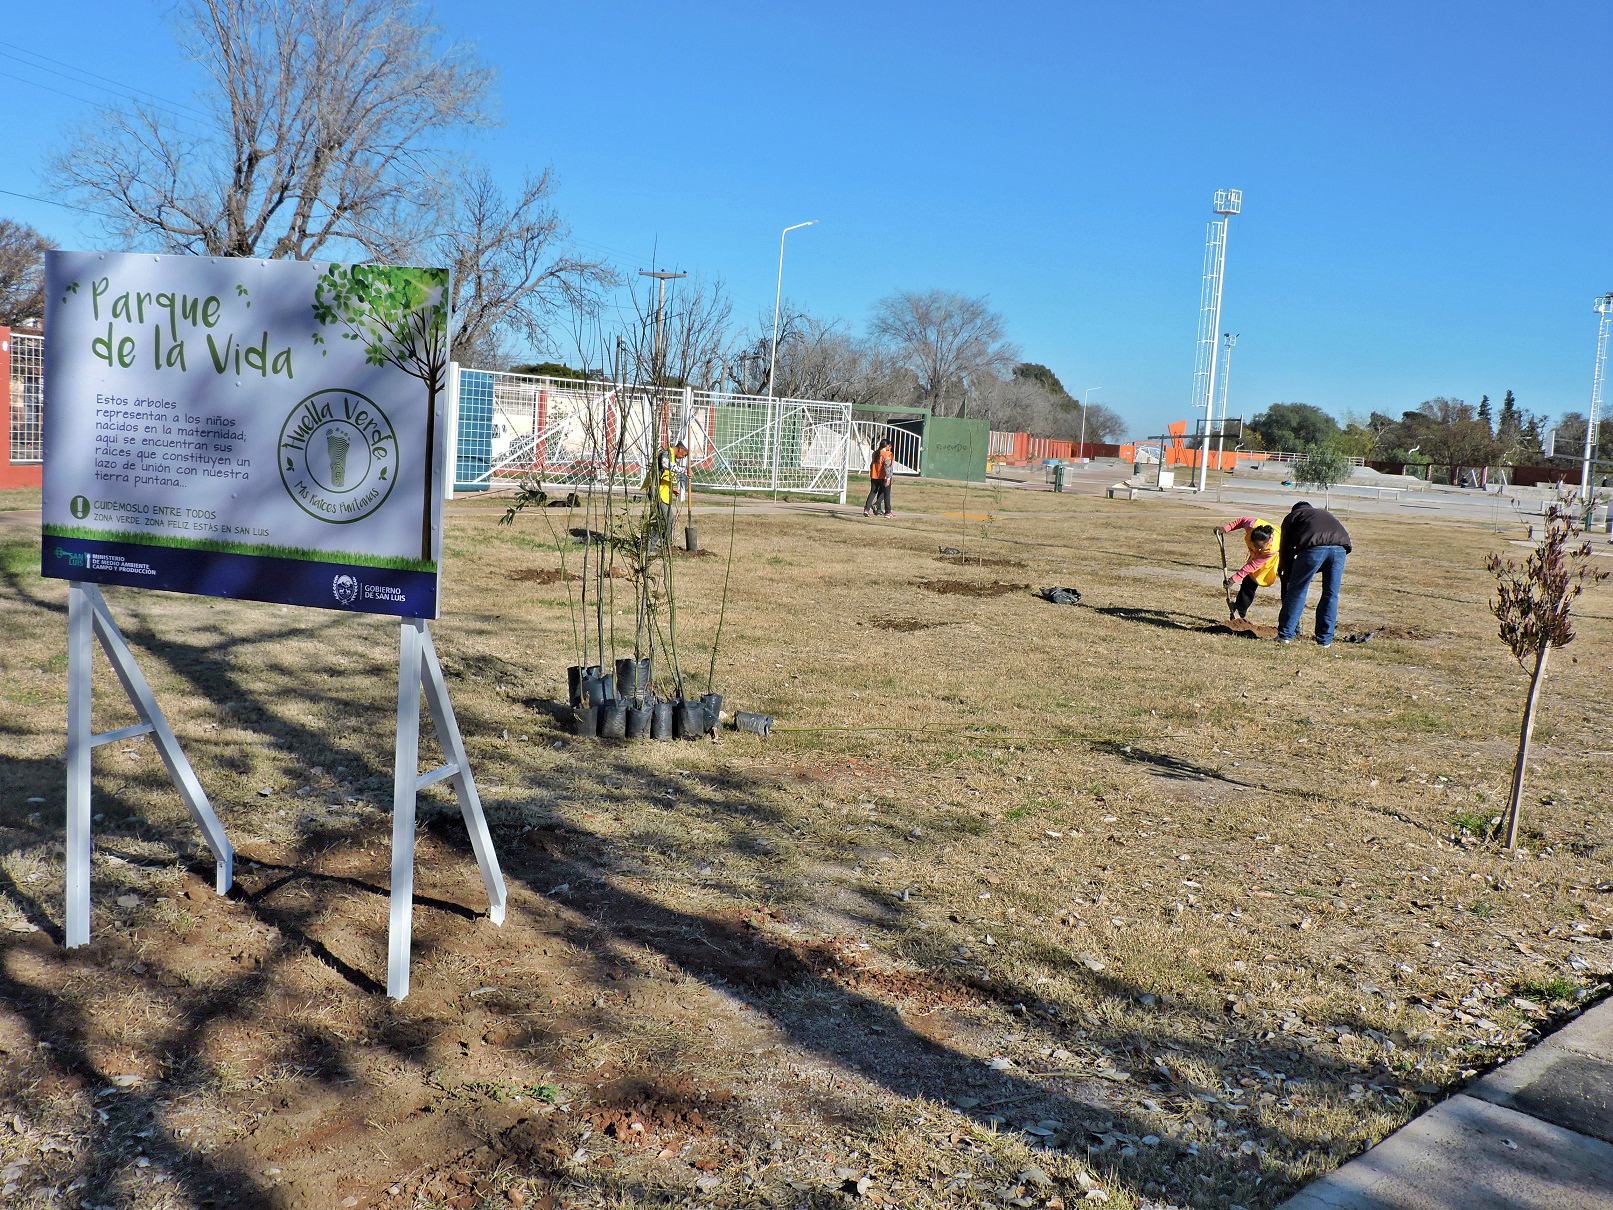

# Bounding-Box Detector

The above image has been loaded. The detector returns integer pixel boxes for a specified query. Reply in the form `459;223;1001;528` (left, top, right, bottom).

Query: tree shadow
0;566;1434;1208
1094;740;1255;787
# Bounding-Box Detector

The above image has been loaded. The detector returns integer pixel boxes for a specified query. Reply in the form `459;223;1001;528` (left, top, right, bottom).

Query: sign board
42;252;449;618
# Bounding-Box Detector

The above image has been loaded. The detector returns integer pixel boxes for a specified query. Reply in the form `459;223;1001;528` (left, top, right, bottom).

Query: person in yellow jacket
644;448;678;538
1215;515;1280;619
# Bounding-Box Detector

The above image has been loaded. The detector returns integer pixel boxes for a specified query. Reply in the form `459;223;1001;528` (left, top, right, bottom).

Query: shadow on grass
0;563;1496;1209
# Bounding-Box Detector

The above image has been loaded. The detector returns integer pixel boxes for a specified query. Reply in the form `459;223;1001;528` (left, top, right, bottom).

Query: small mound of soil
937;553;1027;570
870;617;948;632
510;568;577;584
1212;617;1278;640
674;547;716;559
1378;625;1434;641
916;579;1029;598
585;1075;729;1142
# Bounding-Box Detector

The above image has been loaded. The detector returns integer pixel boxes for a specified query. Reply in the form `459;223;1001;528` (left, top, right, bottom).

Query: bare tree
443;168;613;366
51;0;491;260
869;289;1017;417
660;276;735;390
0;219;51;326
1486;501;1609;848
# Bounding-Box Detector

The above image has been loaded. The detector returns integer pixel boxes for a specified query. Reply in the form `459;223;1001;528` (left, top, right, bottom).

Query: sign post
44;251;502;998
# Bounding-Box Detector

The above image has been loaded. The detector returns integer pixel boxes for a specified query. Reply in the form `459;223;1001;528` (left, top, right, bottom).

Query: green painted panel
922;417;989;482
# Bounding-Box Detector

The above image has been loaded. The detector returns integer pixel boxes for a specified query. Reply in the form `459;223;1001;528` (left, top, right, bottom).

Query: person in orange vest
863;438;894;517
1215;515;1280;619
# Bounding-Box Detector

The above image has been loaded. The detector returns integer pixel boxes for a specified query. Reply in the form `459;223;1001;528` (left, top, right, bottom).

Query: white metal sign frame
64;584;505;999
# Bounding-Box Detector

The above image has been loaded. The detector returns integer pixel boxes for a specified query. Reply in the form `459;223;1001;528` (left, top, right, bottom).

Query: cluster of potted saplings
566;658;720;740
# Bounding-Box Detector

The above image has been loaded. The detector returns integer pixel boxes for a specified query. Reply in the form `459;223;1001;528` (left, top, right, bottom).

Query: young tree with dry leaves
1486;503;1610;848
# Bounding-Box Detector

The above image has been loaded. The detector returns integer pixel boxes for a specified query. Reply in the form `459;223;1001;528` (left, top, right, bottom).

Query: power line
0;39;212;121
0;66;210;135
0;187;119;222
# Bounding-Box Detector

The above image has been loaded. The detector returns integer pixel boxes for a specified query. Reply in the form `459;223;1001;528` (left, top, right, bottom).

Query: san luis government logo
278;388;398;523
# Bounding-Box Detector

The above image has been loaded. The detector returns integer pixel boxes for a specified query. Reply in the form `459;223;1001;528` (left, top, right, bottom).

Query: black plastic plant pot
675;699;704;740
684;526;700;553
583;674;606;707
700;693;723;733
615;658;638;698
733;711;773;737
599;672;617;702
652;700;675;741
625;704;653;740
616;657;652;699
599;703;628;740
572;704;599;738
567;665;586;707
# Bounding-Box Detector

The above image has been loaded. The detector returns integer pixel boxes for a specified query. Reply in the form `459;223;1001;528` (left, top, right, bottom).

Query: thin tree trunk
1505;641;1551;849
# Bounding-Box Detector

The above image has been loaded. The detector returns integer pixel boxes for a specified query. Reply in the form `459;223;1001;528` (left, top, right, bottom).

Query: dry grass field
0;480;1609;1210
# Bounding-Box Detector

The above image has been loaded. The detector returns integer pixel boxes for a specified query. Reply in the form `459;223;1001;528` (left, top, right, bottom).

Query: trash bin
1052;463;1066;493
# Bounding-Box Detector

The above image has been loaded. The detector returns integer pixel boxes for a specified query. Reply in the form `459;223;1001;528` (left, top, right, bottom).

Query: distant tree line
1246;392;1602;474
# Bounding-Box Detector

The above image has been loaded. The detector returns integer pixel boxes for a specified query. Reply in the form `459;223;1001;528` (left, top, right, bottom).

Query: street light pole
768;220;817;495
1078;386;1102;461
1213;333;1238;482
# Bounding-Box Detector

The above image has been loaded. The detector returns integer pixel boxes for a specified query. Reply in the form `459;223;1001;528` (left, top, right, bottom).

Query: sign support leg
420;626;506;925
387;619;424;1001
63;583;234;949
387;619;506;1000
65;584;93;947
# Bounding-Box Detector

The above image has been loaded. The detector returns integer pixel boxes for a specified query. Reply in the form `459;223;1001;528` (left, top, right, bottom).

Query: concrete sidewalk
1281;997;1613;1209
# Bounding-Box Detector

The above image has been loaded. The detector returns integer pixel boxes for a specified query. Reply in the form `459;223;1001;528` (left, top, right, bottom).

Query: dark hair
1251;524;1274;543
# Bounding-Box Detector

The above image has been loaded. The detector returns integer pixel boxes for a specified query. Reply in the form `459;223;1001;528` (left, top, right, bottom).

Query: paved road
991;460;1613;545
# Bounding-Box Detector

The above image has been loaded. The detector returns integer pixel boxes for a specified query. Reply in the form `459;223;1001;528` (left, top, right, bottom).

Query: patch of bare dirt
869;617;949;632
936;553;1027;570
915;578;1029;598
510;568;578;584
673;546;716;559
1213;617;1279;640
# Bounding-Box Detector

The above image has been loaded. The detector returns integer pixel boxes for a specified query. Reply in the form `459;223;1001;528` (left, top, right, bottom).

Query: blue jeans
1278;545;1347;644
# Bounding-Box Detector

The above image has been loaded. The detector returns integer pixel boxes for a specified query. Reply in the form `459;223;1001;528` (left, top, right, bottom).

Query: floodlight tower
1582;293;1613;502
1192;188;1241;491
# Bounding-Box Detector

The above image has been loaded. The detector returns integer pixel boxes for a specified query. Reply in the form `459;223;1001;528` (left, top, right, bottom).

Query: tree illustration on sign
312;264;449;564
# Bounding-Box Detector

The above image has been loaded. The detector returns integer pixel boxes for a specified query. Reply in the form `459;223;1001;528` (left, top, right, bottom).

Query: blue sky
3;1;1609;438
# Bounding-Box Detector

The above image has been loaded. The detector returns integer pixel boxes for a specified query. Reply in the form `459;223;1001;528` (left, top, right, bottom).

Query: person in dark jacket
1276;501;1352;646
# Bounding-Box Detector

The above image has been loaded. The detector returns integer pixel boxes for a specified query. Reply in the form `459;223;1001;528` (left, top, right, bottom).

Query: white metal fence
1259;449;1367;467
453;368;858;499
8;331;43;464
849;420;923;476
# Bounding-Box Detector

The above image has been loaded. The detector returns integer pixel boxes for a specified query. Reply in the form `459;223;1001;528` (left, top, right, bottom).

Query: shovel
1214;528;1235;620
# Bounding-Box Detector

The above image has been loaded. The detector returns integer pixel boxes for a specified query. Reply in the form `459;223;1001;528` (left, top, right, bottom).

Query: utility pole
639;270;687;477
638;269;687;381
1582;294;1613;503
